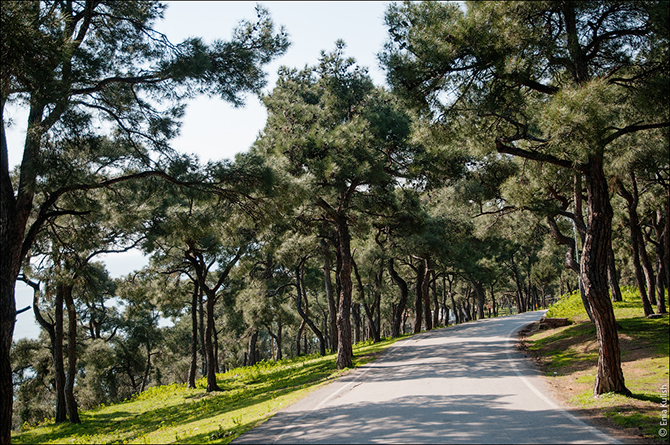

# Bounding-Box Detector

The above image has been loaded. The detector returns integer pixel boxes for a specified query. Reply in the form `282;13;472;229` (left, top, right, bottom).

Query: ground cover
12;336;406;444
521;288;669;444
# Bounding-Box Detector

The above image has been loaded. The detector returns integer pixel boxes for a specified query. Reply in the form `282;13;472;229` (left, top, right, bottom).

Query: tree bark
296;264;326;355
188;282;199;388
266;321;283;361
474;280;486;320
140;345;152;393
247;329;258;366
198;291;206;376
422;258;432;331
607;246;623;302
509;256;525;314
52;284;68;423
204;290;220;391
615;176;655;315
432;271;440;327
388;259;409;337
295;319;305;356
546;214;595;321
321;239;338;352
583;157;630;396
335;213;353;369
413;259;424;333
650;209;668;314
63;284;80;423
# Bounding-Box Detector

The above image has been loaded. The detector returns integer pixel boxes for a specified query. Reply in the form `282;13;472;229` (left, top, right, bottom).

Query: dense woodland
1;1;668;438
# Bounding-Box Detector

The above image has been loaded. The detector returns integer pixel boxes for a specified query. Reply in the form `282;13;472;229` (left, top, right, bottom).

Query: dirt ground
517;322;665;445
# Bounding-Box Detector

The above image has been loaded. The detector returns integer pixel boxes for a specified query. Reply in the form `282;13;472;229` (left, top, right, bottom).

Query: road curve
235;311;618;444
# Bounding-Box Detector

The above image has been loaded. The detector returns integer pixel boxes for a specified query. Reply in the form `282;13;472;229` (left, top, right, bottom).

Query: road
235;311;618;444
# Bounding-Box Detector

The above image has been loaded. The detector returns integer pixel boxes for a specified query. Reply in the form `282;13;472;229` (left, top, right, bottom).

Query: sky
11;1;395;340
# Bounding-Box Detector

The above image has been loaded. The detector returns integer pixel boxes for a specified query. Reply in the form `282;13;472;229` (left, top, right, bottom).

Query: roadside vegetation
12;336;405;444
3;2;667;442
523;288;669;443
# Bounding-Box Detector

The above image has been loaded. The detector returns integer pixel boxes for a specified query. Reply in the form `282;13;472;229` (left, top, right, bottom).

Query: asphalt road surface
235;311;618;444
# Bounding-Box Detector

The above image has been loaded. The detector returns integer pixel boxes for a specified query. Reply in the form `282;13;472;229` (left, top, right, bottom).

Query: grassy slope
524;288;669;443
13;336;407;444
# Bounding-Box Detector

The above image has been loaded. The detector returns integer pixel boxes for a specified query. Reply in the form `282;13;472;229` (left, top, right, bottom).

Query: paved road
235;311;618;444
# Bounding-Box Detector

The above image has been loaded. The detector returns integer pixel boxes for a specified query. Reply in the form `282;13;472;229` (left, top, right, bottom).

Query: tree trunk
188;282;199;389
509;256;525;314
198;292;207;376
52;284;67;423
266;322;283;361
651;209;667;314
615;177;655;316
140;345;152;393
546;214;595;321
1;107;45;444
296;264;326;355
204;290;220;392
335;213;353;369
474;280;486;320
321;240;338;352
607;246;623;302
247;329;258;366
413;259;424;333
583;157;630;396
295;319;305;356
450;290;459;324
63;284;80;424
432;272;439;328
388;259;409;337
422;258;432;331
213;325;220;374
352;303;361;344
31;282;66;422
276;322;283;360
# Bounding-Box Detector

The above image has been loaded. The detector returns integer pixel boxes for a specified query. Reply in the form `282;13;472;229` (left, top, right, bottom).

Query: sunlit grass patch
13;335;406;444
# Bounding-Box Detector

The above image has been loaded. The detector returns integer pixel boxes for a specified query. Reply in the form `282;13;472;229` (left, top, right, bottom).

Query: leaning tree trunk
63;284;80;424
388;259;409;337
583;157;630;397
296;265;326;355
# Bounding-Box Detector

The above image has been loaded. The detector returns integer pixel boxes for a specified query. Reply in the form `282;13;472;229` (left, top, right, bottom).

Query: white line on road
505;319;620;444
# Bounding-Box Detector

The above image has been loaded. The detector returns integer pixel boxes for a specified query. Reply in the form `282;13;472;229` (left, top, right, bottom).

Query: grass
524;287;669;443
12;336;407;444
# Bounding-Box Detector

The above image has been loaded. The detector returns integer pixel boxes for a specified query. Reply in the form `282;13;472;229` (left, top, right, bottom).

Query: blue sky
11;1;395;340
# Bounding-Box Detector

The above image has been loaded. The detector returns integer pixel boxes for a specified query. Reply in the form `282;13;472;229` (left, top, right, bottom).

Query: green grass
528;287;669;443
13;336;407;444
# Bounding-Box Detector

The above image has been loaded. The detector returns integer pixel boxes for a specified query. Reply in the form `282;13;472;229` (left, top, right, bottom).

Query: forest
1;1;668;439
